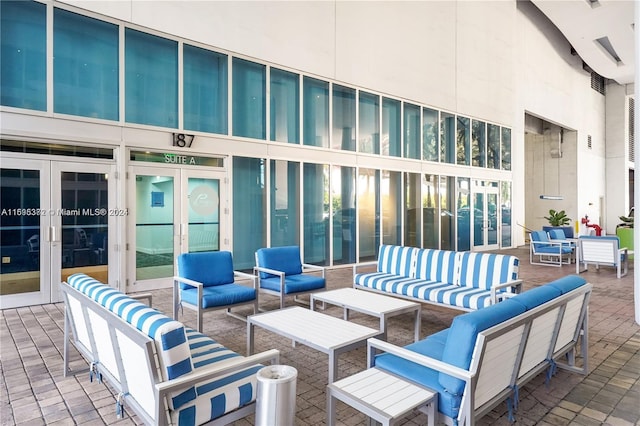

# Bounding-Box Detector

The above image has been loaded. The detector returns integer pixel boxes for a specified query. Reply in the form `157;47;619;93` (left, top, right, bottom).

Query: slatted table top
311;288;420;315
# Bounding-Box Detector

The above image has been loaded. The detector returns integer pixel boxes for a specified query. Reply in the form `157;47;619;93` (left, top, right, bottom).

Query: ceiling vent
595;36;622;64
587;135;592;150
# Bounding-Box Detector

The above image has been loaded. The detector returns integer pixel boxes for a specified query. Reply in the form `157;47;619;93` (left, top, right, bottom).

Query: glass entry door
128;166;227;292
1;158;115;308
472;184;500;251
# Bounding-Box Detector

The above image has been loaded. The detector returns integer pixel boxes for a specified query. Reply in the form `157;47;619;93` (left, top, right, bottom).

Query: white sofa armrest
301;263;325;277
490;279;523;303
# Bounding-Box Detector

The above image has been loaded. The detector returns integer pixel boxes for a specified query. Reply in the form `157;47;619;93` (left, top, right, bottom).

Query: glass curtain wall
358;168;379;261
303;163;328;265
332;85;356;151
303;77;329;148
359;92;380;154
270;68;299;143
232;157;266;269
382;98;401;157
125;29;177;128
184;45;227;134
382;170;402;246
487;124;501;169
405;172;421;247
423;107;438;162
501;181;512;247
422;174;438;248
472;120;486;168
456;116;471;166
0;1;46;111
404;103;421;160
441;176;455;250
232;58;265;140
54;9;118;120
270;160;300;247
501;128;512;170
457;177;471;251
332;166;356;265
441;112;455;164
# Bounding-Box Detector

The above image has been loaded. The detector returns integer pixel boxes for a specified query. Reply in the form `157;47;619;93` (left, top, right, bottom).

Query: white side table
327;367;437;426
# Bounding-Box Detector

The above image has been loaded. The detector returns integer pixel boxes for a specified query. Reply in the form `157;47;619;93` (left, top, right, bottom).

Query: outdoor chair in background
254;245;326;309
548;228;576;262
576;235;629;278
174;250;258;332
529;230;573;267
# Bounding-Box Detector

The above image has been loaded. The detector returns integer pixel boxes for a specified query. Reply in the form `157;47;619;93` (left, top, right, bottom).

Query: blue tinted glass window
472;120;486;167
1;1;46;110
332;165;356;265
359;92;379;154
382;170;402;245
125;29;178;128
303;163;329;265
232;58;266;139
303;77;329;148
441;112;455;164
422;107;438;162
184;45;228;134
270;160;300;247
270;68;299;143
332;85;355;151
457;177;471;251
233;157;266;269
382;98;401;157
487;124;500;169
54;9;118;120
404;103;420;159
456;116;471;166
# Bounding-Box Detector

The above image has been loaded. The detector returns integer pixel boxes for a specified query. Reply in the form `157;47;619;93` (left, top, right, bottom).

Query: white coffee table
247;306;381;383
311;288;421;342
327;367;437;426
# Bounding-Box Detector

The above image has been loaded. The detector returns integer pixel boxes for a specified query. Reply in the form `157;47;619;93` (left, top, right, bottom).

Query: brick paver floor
1;246;639;425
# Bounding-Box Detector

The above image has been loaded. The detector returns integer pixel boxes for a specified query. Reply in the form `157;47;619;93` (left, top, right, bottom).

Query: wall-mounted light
540;195;564;200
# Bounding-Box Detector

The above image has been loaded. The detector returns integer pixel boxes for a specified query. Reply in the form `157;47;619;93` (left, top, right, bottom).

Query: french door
127;165;228;292
0;158;115;308
472;184;500;251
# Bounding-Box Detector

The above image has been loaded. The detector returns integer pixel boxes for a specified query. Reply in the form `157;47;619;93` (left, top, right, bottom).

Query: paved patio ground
1;246;639;425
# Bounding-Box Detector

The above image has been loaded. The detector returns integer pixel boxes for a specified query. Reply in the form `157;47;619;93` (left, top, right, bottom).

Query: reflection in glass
441;176;455;250
501;181;512;247
405;172;420;247
270;160;300;247
382;170;402;245
136;175;174;280
358;169;379;262
359;92;380;154
422;174;438;248
303;163;329;265
487;192;498;245
473;192;484;246
270;68;299;143
457;178;471;251
422;107;438;162
332;166;356;265
332;85;356;151
487;124;501;169
456;116;471;166
382;98;401;157
233;157;266;269
187;178;219;253
501;128;512;171
0;168;41;295
441;112;455;164
404;103;421;159
472;120;486;167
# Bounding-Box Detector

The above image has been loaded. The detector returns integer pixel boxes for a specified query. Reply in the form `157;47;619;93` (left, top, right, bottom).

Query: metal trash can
255;365;297;426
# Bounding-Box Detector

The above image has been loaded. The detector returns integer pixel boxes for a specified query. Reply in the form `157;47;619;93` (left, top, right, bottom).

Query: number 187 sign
172;133;195;147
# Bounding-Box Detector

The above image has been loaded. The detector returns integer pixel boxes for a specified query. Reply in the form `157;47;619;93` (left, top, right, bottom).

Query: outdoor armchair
174;250;258;332
529;230;573;267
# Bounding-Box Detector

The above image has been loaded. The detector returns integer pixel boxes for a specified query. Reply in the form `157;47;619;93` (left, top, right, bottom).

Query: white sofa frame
576;237;628;278
61;281;279;425
363;282;591;426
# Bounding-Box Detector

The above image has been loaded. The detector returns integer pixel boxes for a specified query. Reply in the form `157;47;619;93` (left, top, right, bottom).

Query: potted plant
543;209;574;238
616;208;634;258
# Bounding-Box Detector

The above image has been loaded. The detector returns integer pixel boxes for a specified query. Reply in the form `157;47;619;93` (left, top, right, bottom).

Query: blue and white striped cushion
425;284;495;310
414;249;458;284
455;253;519;290
67;273;195;410
171;329;262;425
377;245;416;277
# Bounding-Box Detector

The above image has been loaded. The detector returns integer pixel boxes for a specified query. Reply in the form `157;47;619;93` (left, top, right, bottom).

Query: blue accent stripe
162;326;188;350
177;404;196;426
197;365;262;395
167;358;193;380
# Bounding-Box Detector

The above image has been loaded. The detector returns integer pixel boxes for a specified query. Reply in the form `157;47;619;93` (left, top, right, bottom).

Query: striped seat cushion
67;273;195;410
423;283;497;310
377;245;417;277
172;329;263;425
455;252;519;291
